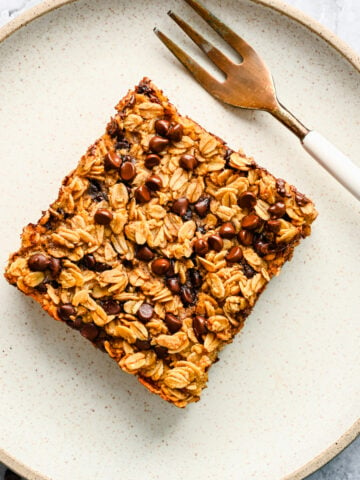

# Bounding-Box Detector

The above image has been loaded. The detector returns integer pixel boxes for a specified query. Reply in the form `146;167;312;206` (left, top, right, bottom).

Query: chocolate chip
136;80;153;95
104;151;122;169
149;136;169;153
164;313;182;333
193;238;209;256
254;240;273;257
207;234;223;252
135;185;151;203
226;246;243;263
194;197;210;217
57;303;76;321
137;303;154;323
268;201;286;218
238;191;257;209
179;154;198;171
188;268;202;288
48;257;61;276
166;277;181;294
276;178;287;197
87;179;108;202
151;258;171;276
145;174;162;191
135;245;155;262
67;316;83;330
93;262;112;272
241;213;261;230
94;208;113;225
154;345;168;359
106;118;119;138
238;230;254;246
193;315;207;342
267;219;281;233
101;300;121;315
135;338;152;350
80;323;99;341
35;282;48;293
82;254;96;269
219;222;236;239
120;161;136;182
242;262;256;278
295;192;310;206
28;253;50;272
172;197;189;217
116;139;131;150
180;286;196;306
126;94;136;109
155;119;170;137
145;153;161;169
167;123;183;142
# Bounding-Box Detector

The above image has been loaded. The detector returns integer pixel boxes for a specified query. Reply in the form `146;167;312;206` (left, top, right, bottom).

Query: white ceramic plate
0;1;359;479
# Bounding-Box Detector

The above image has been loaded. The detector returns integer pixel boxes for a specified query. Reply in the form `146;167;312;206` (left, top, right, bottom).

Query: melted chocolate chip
57;304;76;321
180;285;196;306
87;179;108;202
120;162;137;182
242;262;256;279
194;197;210;218
115;139;131;150
193;315;207;342
164;313;182;333
154;345;168;359
166;277;181;294
241;214;261;231
135;338;152;351
101;300;121;315
48;257;61;277
188;268;202;289
80;323;99;341
268;201;286;218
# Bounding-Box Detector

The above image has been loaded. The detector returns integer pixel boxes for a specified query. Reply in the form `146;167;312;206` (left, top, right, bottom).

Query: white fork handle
302;131;360;201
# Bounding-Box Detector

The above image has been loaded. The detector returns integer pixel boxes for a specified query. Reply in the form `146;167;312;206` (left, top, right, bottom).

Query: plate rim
0;1;359;479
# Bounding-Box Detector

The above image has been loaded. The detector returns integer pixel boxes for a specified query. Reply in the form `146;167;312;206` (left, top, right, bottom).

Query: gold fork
154;0;360;201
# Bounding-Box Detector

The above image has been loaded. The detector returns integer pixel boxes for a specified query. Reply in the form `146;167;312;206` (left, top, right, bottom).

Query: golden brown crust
4;77;317;407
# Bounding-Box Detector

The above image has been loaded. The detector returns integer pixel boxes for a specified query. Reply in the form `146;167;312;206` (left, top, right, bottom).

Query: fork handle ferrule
270;103;309;140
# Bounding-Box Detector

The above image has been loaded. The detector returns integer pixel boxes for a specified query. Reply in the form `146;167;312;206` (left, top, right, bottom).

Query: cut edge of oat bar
4;77;317;407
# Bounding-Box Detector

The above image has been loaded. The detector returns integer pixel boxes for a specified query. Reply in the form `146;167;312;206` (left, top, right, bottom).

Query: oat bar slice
4;78;317;407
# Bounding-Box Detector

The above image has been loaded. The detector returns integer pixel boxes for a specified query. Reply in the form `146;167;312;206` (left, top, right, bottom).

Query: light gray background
0;0;359;479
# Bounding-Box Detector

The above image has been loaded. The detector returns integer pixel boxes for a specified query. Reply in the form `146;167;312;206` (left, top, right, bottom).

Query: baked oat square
4;78;317;407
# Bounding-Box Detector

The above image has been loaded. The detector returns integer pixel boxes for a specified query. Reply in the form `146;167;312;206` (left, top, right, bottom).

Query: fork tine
183;0;255;58
167;10;234;74
154;28;223;97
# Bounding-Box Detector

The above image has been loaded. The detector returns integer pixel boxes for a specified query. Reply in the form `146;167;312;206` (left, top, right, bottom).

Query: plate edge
0;1;359;479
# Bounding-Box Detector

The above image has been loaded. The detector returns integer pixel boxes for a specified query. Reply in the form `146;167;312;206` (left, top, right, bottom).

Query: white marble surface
0;1;359;480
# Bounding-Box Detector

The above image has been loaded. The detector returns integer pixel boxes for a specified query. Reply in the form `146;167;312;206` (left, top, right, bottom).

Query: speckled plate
0;1;359;479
